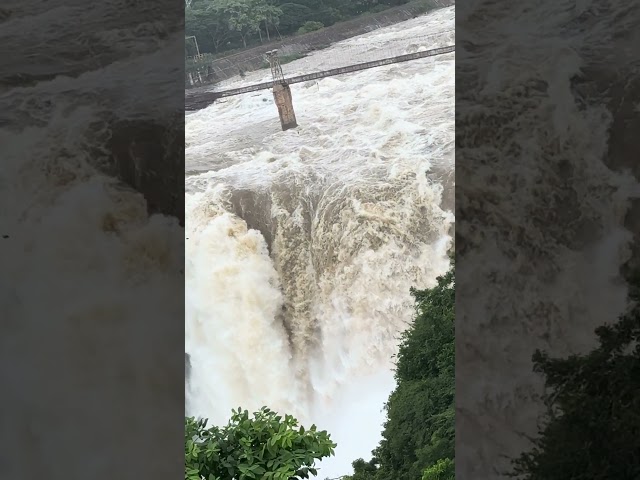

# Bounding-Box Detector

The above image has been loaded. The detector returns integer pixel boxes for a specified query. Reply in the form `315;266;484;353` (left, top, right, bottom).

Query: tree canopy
186;407;336;480
345;265;455;480
185;0;415;55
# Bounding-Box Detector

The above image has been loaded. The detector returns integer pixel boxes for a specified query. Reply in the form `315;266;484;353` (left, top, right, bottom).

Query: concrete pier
272;83;297;131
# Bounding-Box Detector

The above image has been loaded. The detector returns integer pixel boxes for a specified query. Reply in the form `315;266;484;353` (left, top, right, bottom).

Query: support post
265;49;298;131
272;83;297;131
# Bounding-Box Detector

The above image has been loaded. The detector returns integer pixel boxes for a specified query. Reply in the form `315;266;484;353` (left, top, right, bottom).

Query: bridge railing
185;44;454;111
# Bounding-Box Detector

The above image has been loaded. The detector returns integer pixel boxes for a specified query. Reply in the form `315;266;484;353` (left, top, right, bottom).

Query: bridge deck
185;44;454;111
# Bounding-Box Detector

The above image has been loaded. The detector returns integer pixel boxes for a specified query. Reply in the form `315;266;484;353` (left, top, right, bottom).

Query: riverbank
185;0;454;89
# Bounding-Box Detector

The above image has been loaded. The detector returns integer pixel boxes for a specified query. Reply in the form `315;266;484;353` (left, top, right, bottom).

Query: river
185;5;455;478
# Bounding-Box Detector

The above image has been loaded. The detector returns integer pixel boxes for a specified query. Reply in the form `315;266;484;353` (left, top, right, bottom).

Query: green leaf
184;404;336;480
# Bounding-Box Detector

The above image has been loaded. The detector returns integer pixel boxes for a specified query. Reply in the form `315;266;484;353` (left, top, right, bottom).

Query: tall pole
186;35;201;58
265;50;285;84
265;50;297;131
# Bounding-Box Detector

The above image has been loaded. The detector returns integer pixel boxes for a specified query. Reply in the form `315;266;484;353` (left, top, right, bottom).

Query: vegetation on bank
185;0;426;57
184;236;640;480
344;266;455;480
185;0;444;85
336;266;640;480
184;267;640;480
184;264;455;480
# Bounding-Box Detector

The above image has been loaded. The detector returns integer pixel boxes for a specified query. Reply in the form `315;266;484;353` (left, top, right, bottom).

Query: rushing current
185;6;455;478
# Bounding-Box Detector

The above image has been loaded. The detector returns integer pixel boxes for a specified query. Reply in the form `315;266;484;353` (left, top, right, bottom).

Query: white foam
185;6;455;478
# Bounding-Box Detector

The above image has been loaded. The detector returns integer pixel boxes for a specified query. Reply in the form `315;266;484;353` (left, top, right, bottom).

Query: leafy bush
185;407;336;480
297;21;325;34
422;458;454;480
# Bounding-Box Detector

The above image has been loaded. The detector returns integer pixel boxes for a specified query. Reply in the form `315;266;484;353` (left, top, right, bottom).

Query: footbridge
185;44;454;112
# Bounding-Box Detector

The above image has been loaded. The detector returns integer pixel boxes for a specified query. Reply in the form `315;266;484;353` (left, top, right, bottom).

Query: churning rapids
185;6;454;478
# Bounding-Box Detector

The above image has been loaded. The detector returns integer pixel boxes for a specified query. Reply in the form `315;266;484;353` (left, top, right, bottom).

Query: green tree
185;0;415;55
374;267;454;480
186;2;234;53
273;2;316;34
217;0;258;48
185;406;337;480
215;0;282;47
421;458;454;480
256;0;284;42
344;265;455;480
510;305;640;480
347;458;379;480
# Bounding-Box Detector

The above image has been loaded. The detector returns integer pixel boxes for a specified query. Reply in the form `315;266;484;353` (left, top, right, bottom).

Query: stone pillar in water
272;83;297;131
